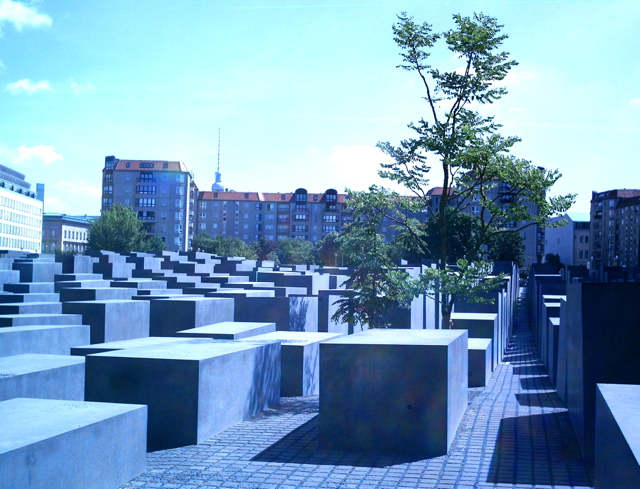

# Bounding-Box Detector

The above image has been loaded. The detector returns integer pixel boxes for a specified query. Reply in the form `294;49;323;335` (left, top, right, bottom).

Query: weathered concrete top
245;331;343;346
90;341;264;361
597;383;640;459
177;322;276;336
325;329;467;346
0;398;146;454
0;353;84;376
549;317;560;326
450;312;499;321
72;337;218;355
468;338;492;350
543;295;566;302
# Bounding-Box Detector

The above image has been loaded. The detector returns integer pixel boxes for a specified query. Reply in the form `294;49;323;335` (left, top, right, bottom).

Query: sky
0;0;638;216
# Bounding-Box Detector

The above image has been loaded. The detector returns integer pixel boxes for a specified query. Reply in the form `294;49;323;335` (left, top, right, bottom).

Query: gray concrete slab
70;336;217;356
59;286;137;302
234;296;318;332
0;353;85;401
319;329;468;457
0;301;63;315
176;321;276;340
62;300;150;344
149;297;234;336
85;340;280;451
451;312;500;370
0;397;147;489
0;324;90;357
468;337;492;387
4;282;55;293
0;313;83;327
242;331;343;397
595;383;640;489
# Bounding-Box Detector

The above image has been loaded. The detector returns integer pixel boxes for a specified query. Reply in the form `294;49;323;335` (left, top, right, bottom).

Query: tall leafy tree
191;232;257;259
351;13;575;326
276;238;314;265
87;204;165;253
487;230;525;267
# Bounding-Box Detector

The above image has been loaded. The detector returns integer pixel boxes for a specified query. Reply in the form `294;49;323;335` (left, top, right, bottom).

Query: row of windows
199;201;341;212
1;196;42;216
0;223;41;240
198;222;339;234
0;235;40;252
0;210;41;228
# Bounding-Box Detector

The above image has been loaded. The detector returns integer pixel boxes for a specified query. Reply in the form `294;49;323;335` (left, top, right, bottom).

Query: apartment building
42;213;93;253
589;189;640;268
545;212;590;267
0;164;43;253
101;156;196;252
196;188;350;242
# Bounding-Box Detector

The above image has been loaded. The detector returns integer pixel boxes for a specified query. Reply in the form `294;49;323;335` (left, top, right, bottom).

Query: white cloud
6;78;51;95
71;81;96;95
496;70;533;87
631;98;640;107
51;180;101;196
510;107;525;112
15;145;63;166
325;145;407;193
44;195;73;214
308;147;319;153
0;0;52;32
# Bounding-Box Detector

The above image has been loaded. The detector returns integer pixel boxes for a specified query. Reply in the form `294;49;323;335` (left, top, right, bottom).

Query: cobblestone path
122;290;594;488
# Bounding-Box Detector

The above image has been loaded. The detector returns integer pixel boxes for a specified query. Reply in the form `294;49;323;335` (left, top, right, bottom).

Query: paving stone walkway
122;290;594;489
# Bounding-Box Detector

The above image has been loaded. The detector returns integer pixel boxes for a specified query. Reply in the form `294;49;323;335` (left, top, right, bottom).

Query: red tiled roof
198;191;347;203
113;160;190;173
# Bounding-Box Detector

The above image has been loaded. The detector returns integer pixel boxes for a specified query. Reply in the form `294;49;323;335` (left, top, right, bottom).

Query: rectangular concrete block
62;300;150;344
0;301;62;315
85;341;281;451
595;384;640;489
13;261;62;282
234;296;318;332
0;354;85;401
0;398;147;489
468;338;492;388
242;331;343;397
0;313;83;327
59;287;136;302
176;321;277;340
0;324;90;357
319;329;468;456
451;312;500;369
149;297;234;336
71;336;216;356
0;292;60;303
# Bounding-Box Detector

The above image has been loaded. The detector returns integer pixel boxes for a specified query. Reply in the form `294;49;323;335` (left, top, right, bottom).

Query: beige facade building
101;156;197;252
197;188;350;242
42;214;92;253
545;213;590;267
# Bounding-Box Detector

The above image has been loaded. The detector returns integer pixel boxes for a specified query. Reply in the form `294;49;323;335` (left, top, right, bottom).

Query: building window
125;173;131;181
163;163;168;169
104;173;113;183
139;172;154;182
255;224;262;231
175;199;183;208
102;198;113;207
244;213;249;219
200;202;207;209
136;186;156;194
135;198;156;207
471;206;480;215
323;225;339;233
255;214;262;221
326;193;337;202
281;195;286;200
175;212;184;221
103;185;113;194
294;225;308;233
267;204;275;211
176;174;185;183
176;186;184;195
138;211;155;220
199;223;206;230
295;214;308;221
255;203;262;210
140;163;155;169
200;212;206;219
323;215;337;223
124;199;130;205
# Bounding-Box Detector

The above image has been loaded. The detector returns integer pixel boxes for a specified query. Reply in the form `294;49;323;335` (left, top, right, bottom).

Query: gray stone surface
0;313;83;327
70;336;217;356
0;398;147;489
62;300;150;344
565;282;640;462
468;338;492;387
0;353;85;401
4;282;54;293
0;301;63;315
595;383;640;489
451;312;500;369
0;291;59;303
0;324;90;357
149;297;234;336
319;329;468;456
13;261;62;282
234;296;318;332
317;289;352;335
242;331;343;397
176;321;276;340
85;341;281;451
60;286;137;302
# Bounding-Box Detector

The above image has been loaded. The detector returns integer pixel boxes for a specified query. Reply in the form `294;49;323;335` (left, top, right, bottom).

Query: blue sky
0;0;638;215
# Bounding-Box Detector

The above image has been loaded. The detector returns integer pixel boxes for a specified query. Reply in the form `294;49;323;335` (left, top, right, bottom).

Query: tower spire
211;127;225;192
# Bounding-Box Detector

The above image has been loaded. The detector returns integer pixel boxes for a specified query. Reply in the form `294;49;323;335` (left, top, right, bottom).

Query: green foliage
544;253;565;272
331;220;414;329
312;231;341;266
253;237;280;264
87;204;165;253
191;233;257;259
487;231;525;267
276;238;314;265
346;12;576;326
